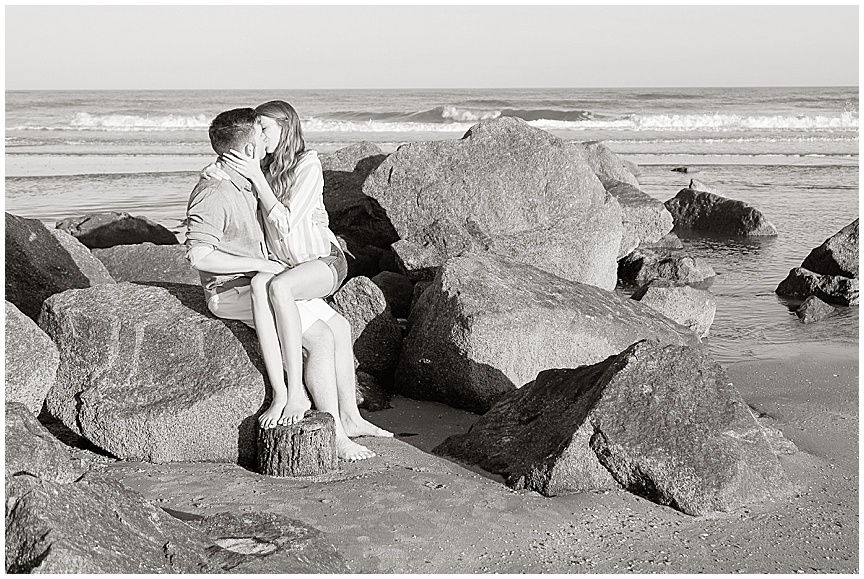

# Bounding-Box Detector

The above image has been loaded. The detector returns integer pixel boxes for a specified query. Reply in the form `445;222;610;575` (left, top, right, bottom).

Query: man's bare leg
324;313;393;438
302;321;375;461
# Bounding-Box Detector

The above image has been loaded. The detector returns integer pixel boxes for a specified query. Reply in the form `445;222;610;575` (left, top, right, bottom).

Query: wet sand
100;349;858;573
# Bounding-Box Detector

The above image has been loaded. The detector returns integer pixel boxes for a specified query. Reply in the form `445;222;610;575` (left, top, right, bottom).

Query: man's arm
188;245;284;276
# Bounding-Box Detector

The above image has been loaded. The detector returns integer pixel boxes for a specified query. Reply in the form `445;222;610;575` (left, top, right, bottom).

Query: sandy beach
87;349;857;574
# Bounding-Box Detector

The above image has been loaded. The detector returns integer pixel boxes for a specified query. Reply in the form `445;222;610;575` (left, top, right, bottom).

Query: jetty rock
92;242;200;285
397;254;699;414
638;232;684;250
321;143;396;250
576;141;641;189
618;247;716;288
371;270;414;319
55;211;179;249
775;267;859;306
39;282;267;464
664;188;778;236
800;218;859;278
631;280;716;338
362;116;623;290
6;212;115;321
49;228;115;282
328;276;403;386
795;295;837;323
434;340;791;516
603;180;674;258
5;301;60;414
5;403;86;484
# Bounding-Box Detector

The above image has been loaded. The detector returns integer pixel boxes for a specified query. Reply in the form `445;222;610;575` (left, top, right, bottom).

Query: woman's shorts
319;242;348;297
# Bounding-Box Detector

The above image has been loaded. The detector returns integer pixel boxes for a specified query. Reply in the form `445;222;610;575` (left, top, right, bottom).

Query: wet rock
321;143;396;250
688;178;718;194
434;340;791;516
56;211;179;249
638;232;684;250
363;116;623;290
92;242;200;285
672;167;689;173
576;141;641;189
190;511;350;573
800;219;859;278
603;180;674;257
40;282;266;464
5;472;214;573
371;271;414;319
795;295;837;323
355;371;393;411
5;301;59;414
328;276;403;384
5;403;86;484
631;280;716;338
398;254;699;414
6;212;115;320
665;188;778;236
775;267;859;306
618;247;715;288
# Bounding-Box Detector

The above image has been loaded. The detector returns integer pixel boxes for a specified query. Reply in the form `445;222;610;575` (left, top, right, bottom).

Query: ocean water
5;87;859;364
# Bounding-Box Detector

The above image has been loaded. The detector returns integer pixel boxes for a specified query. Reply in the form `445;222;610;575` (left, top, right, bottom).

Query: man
186;108;390;461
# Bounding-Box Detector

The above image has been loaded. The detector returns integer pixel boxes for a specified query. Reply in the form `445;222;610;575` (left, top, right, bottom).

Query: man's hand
258;260;287;275
200;161;231;181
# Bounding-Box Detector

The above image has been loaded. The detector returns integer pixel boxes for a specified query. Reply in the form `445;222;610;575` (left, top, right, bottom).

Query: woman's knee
303;320;335;351
267;273;297;305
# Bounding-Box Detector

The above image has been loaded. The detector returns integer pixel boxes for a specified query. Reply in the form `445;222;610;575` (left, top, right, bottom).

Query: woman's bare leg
267;260;333;426
250;272;306;429
301;321;375;461
324;313;393;438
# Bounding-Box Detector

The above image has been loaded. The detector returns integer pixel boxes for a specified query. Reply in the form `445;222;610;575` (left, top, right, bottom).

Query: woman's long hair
255;100;306;202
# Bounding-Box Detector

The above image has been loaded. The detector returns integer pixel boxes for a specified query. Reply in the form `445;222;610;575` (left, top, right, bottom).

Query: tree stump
256;411;337;477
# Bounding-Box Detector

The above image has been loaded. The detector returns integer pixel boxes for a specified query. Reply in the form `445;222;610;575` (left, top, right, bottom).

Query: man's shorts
208;285;337;333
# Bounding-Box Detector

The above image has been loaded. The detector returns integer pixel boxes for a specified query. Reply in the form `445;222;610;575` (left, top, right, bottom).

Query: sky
5;4;859;90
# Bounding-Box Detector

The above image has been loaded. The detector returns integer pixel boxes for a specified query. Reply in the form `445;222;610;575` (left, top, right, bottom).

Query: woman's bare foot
276;394;312;426
341;412;394;438
336;436;375;461
259;399;286;429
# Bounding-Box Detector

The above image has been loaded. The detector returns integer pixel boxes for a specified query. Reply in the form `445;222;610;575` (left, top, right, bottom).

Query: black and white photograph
4;3;859;574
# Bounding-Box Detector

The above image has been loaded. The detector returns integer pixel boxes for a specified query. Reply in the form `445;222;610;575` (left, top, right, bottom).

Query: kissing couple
185;101;392;461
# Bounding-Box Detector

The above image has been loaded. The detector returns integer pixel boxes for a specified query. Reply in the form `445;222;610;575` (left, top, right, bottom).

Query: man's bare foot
341;413;394;438
276;394;312;427
259;400;286;429
336;436;375;461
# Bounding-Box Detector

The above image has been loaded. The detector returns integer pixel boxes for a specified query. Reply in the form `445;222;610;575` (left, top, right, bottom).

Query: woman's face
260;115;282;154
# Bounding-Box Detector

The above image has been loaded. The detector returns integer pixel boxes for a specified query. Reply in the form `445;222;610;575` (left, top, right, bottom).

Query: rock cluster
776;219;859;306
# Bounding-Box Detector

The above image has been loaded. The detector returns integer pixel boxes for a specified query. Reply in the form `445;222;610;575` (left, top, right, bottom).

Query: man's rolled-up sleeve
186;188;226;248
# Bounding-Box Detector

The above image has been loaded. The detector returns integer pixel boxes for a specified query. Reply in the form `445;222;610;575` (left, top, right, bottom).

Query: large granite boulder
55;211;179;249
39;282;267;464
362;117;623;289
618;247;715;288
371;270;414;319
631;280;716;338
603;181;674;257
398;254;700;413
92;242;200;285
434;340;791;516
321;143;396;250
775;267;859;306
664;188;778;236
800;219;859;278
576;141;641;189
5;301;60;414
5;403;86;484
49;229;115;283
6;212;115;320
328;276;403;385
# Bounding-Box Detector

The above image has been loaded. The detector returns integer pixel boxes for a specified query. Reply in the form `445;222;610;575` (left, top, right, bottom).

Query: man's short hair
208;108;260;155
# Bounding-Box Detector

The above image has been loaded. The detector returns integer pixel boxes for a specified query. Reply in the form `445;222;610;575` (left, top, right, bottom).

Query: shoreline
98;349;858;573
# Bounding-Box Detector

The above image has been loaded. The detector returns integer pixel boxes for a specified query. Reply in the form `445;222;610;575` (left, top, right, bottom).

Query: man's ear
243;142;255;157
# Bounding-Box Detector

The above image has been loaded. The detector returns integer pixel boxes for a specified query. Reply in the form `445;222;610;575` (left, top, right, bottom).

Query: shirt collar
219;162;253;193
